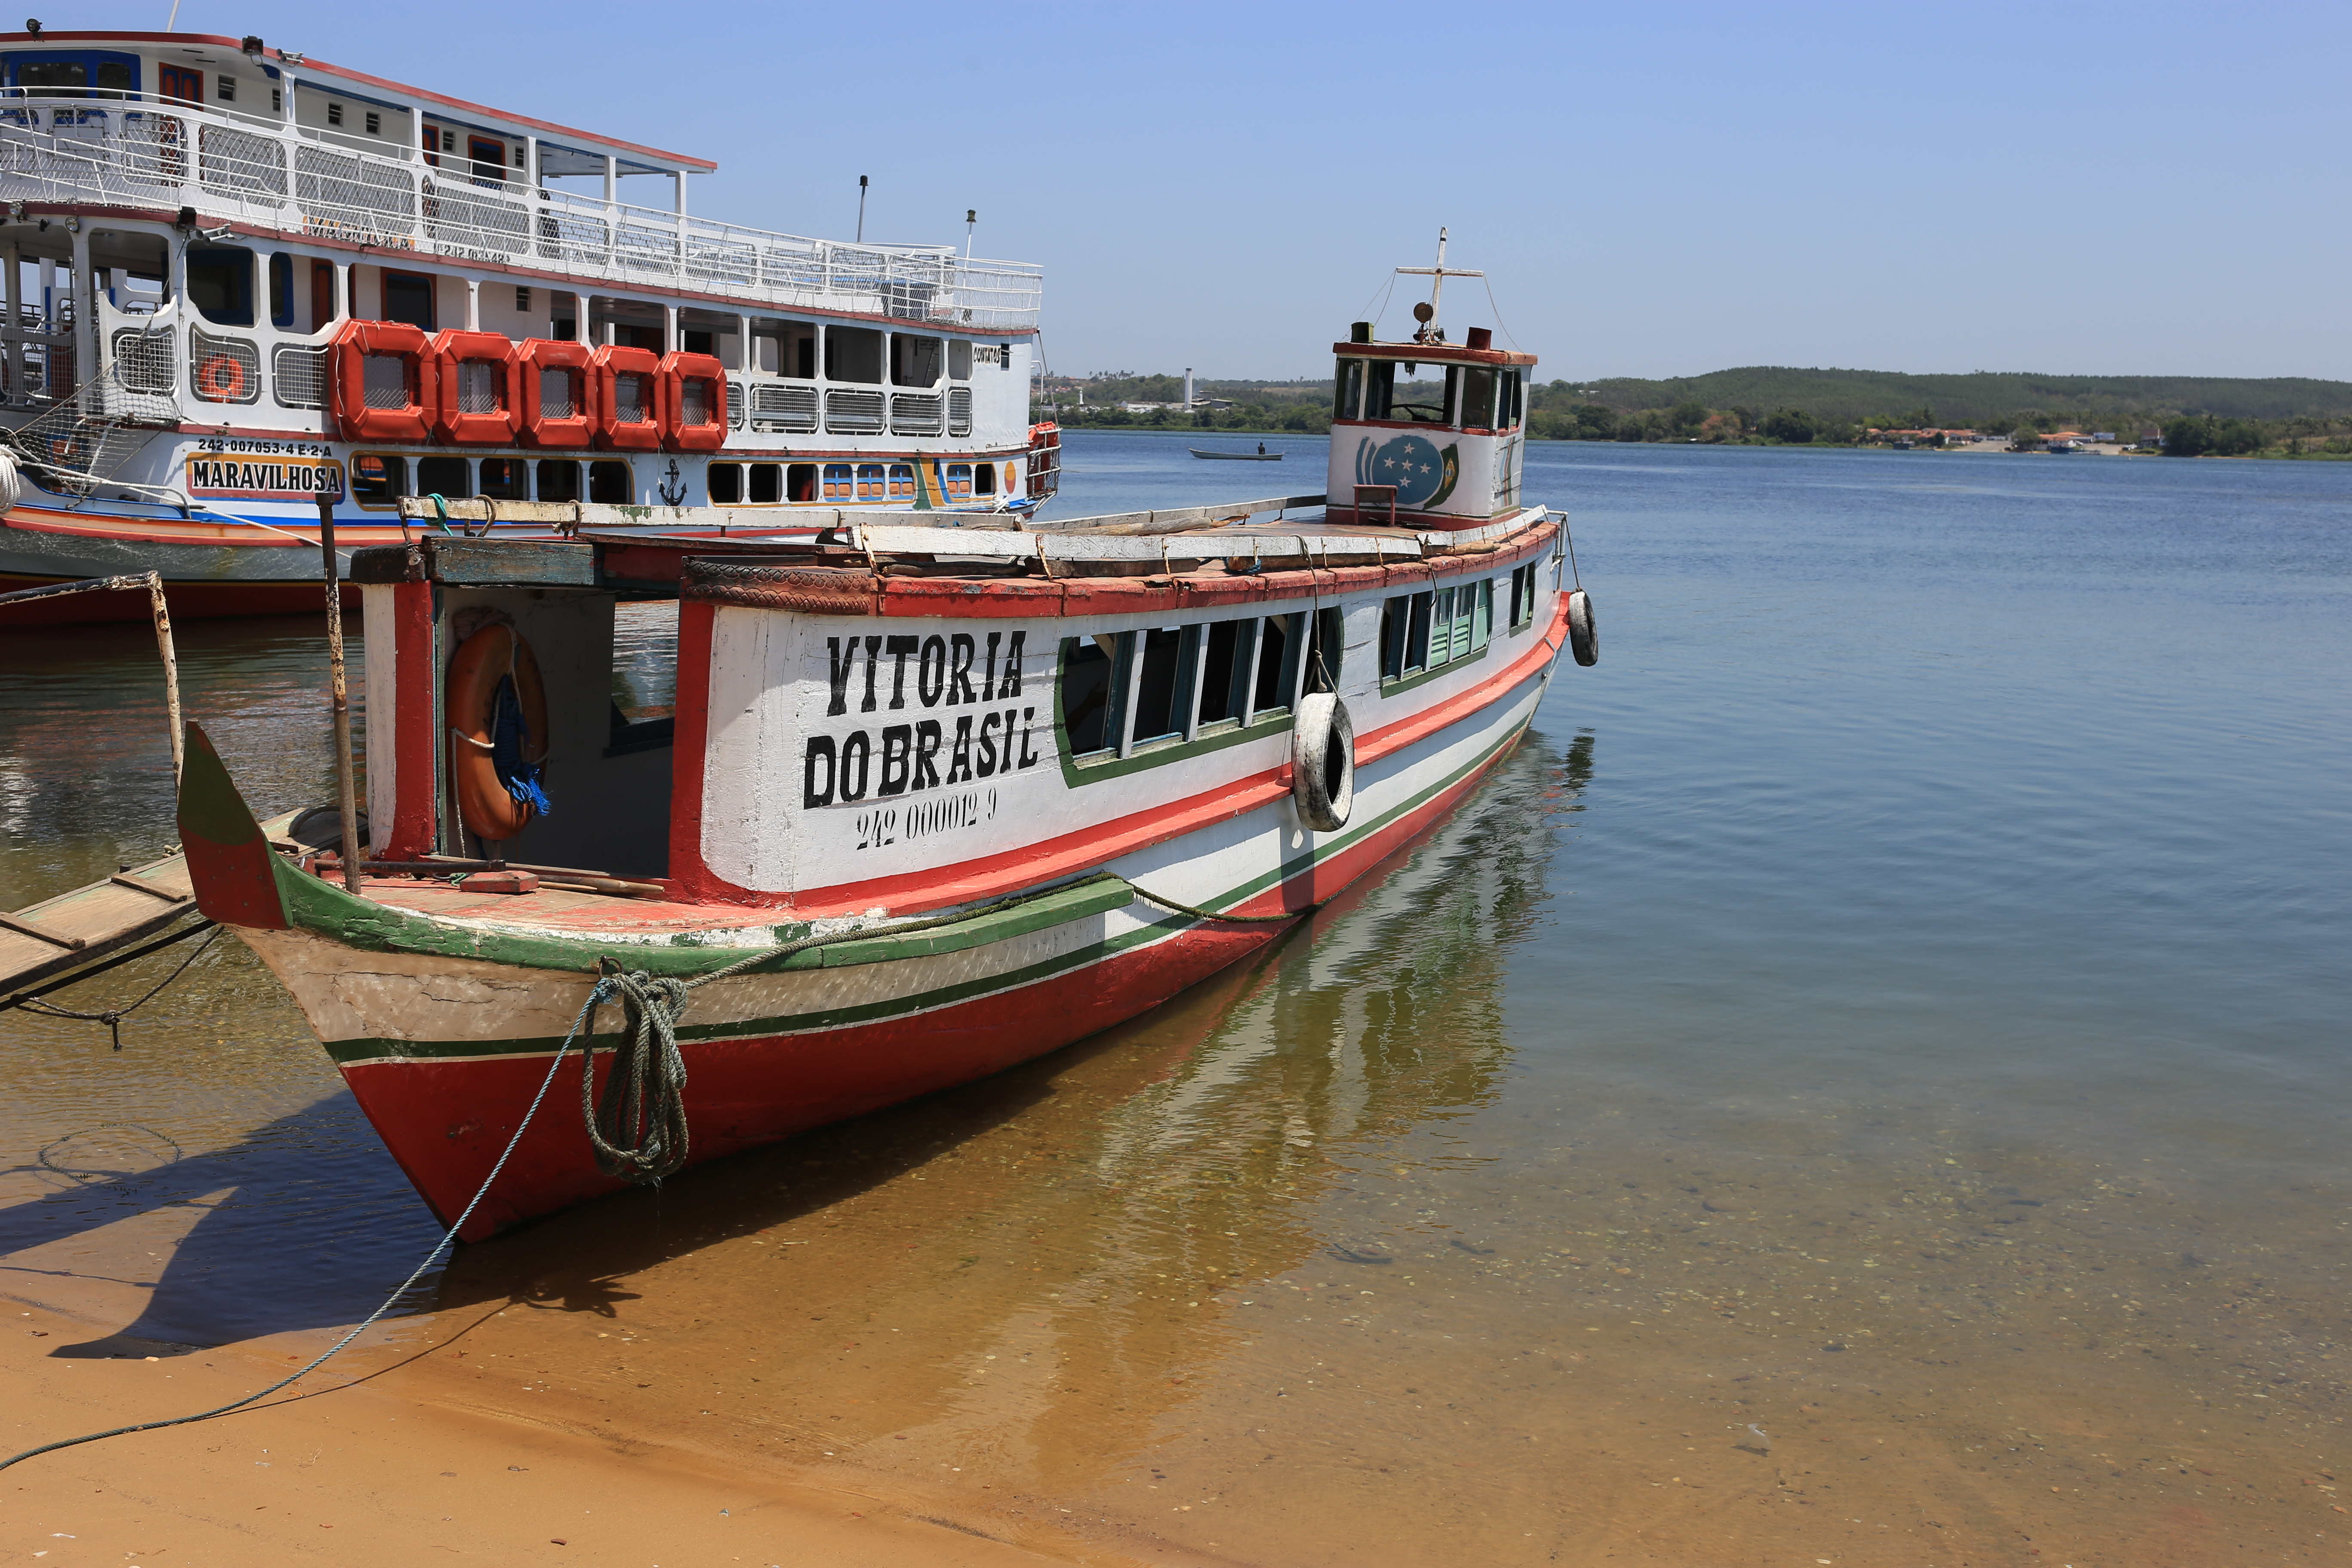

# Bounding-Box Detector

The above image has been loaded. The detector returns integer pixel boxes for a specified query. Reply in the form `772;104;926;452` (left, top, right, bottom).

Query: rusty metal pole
317;492;362;895
141;570;183;784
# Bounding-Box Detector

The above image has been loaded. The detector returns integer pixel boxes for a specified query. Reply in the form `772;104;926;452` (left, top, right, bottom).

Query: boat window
1060;635;1117;756
1305;606;1342;694
1196;618;1253;727
1253;613;1301;718
777;322;818;379
824;326;883;385
944;462;973;499
891;335;942;388
382;269;436;331
478;457;526;500
327;101;343;126
416;455;470;499
588;460;632;503
1128;628;1191;747
1503;370;1524;430
1379;597;1406;679
821;462;852;499
948;339;973;380
1403;592;1433;672
855;463;885;500
215;74;236;104
1363;361;1454;426
747;463;781;504
1334;358;1363;421
267;253;294;328
350;453;407;505
15;60;87;93
536;459;581;502
974;462;995;497
787;463;817;502
707;462;742;505
1472;579;1493;649
888;463;916;499
310;259;336;331
1460;366;1497;431
1508;562;1539;628
184;246;254;327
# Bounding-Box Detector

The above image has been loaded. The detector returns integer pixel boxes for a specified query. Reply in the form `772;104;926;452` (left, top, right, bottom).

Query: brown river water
6;438;2352;1565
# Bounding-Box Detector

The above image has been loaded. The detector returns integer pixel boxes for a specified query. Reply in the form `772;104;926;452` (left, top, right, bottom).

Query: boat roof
1332;339;1539;369
0;30;716;174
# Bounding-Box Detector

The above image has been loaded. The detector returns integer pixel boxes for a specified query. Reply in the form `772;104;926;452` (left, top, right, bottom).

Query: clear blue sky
83;0;2351;383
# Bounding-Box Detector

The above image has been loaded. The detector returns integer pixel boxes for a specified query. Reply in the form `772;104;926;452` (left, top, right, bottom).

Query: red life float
426;330;521;446
588;344;663;452
515;337;594;449
658;351;727;453
327;319;432;444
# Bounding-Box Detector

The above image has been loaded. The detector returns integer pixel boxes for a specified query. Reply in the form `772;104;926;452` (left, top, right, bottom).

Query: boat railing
0;90;1043;329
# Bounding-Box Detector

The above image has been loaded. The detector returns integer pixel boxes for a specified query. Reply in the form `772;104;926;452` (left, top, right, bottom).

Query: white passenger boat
175;254;1597;1240
0;28;1055;623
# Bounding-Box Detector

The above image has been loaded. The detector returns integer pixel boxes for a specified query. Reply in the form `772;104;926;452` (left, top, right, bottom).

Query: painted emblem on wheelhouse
1354;433;1459;508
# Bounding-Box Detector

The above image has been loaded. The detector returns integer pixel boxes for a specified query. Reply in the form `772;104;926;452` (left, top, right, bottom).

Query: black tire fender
1291;692;1356;832
1567;589;1598;667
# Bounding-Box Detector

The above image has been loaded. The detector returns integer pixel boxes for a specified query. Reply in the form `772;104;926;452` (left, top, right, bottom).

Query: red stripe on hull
334;710;1534;1239
0;573;357;626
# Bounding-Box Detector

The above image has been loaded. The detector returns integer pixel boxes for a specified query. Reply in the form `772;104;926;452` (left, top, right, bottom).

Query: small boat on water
172;247;1600;1240
0;27;1056;626
1191;447;1283;460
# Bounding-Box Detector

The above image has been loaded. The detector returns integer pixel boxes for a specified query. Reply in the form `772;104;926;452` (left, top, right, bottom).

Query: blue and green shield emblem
1354;433;1459;508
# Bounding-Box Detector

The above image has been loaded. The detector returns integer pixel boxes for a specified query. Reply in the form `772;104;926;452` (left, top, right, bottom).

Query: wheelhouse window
1363;360;1455;425
1459;367;1498;431
1334;358;1364;421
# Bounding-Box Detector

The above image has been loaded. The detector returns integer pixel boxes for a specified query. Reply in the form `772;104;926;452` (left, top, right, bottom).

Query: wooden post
317;492;363;894
144;572;183;784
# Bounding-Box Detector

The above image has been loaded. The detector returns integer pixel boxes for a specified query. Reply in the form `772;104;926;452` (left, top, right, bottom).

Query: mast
1394;226;1483;343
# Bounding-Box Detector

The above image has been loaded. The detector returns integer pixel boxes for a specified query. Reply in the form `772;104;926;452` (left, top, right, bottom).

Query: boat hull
222;670;1543;1238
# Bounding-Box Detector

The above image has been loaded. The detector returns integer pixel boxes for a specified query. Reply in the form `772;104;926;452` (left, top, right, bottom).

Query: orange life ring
516;337;595;449
658;351;728;453
589;343;665;452
196;352;248;402
328;319;433;444
445;622;550;845
426;329;522;445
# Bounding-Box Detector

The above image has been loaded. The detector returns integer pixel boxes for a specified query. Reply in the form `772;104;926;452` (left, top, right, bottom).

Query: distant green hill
1540;368;2352;427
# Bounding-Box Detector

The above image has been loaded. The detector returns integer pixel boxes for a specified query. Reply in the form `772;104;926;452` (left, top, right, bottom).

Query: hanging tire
1567;589;1598;667
1291;692;1355;832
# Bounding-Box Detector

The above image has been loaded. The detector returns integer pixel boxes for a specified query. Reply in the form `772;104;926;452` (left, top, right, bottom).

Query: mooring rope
10;925;224;1051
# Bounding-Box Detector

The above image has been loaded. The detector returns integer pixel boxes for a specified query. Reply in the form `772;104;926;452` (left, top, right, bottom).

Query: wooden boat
1191;448;1283;460
0;27;1055;625
174;255;1599;1240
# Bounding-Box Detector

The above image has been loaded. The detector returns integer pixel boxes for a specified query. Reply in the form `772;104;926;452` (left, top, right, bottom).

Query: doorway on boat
427;587;676;877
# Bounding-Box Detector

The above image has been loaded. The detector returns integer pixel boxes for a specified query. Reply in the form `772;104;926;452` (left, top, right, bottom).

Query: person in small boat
1258;442;1266;455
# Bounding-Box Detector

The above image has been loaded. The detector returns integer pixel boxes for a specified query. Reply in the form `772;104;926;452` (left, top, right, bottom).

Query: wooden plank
0;811;296;995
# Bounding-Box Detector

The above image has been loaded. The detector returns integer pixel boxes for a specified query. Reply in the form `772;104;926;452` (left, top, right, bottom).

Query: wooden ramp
0;811;302;995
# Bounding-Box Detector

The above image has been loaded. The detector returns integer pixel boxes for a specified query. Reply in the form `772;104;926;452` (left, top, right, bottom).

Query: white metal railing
272;341;329;409
0;92;1041;328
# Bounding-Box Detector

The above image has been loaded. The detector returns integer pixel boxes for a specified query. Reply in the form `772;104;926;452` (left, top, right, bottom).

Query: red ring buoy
196;352;248;401
446;622;550;844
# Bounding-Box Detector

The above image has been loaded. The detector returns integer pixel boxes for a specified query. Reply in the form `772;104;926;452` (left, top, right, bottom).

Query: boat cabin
1324;323;1536;529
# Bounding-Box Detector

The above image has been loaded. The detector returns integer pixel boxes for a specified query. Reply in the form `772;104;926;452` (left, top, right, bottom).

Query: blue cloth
488;675;552;817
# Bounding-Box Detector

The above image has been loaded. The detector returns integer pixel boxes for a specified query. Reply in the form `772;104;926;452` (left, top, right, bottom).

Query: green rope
426;492;454;534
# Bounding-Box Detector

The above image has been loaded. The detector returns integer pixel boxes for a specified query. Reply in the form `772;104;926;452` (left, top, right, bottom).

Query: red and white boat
0;28;1054;624
175;269;1599;1240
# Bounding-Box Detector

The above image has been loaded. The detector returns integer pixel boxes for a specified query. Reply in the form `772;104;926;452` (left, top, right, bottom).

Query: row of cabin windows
1061;610;1342;760
351;453;633;506
349;455;1004;508
172;246;995;385
1332;360;1527;432
710;460;1001;505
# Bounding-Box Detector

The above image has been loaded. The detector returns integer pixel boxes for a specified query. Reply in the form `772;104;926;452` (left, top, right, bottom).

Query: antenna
855;175;868;244
1394;225;1482;343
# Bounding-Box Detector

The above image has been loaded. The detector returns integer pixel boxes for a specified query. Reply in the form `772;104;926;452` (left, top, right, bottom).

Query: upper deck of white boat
0;30;1040;330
